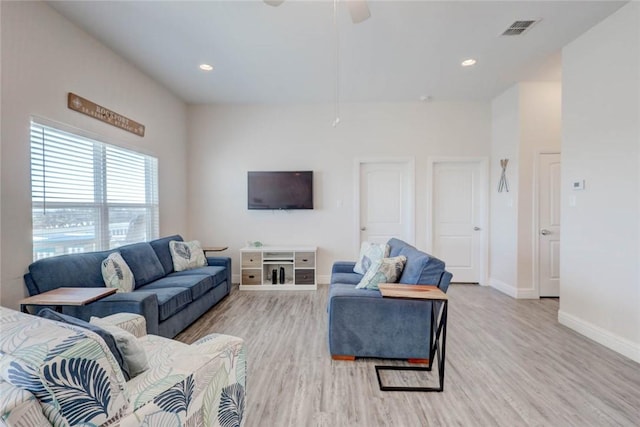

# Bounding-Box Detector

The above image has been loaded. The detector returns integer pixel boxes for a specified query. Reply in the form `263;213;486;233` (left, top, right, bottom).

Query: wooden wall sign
67;93;145;137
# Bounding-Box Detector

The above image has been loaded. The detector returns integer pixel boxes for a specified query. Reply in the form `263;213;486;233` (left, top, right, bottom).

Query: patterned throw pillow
169;240;207;272
356;255;407;290
101;252;134;293
353;242;390;274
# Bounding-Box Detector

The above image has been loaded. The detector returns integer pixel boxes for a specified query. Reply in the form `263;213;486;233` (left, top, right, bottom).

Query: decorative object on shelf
498;158;510;192
271;269;277;284
279;266;285;284
246;241;263;247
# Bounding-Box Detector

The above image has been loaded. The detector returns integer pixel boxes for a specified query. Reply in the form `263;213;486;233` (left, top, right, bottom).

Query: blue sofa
328;238;452;360
23;235;231;338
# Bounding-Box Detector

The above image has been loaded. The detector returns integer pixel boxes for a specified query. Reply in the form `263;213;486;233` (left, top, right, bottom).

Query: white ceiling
48;0;627;105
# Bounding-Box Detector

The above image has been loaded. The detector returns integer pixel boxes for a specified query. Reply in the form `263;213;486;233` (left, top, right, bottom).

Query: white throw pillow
101;252;134;292
90;317;149;378
353;242;390;274
169;240;207;272
356;255;407;290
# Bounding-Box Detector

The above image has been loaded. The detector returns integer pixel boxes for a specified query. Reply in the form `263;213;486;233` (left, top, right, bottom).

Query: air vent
501;20;539;36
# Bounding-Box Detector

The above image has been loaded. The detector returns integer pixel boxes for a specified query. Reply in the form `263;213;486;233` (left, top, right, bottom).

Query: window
30;121;159;260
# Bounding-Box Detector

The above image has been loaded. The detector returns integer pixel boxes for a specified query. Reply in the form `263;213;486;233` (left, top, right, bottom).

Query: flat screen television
248;171;313;210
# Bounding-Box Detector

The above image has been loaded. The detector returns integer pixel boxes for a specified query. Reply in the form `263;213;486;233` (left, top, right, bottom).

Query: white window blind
30;121;159;260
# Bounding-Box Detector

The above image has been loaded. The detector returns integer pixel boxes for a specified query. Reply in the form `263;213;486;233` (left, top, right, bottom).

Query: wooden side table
375;283;449;392
202;246;228;255
20;287;116;314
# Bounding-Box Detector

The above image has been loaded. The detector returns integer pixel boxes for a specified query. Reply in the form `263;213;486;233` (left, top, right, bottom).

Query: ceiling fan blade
346;0;371;24
264;0;285;6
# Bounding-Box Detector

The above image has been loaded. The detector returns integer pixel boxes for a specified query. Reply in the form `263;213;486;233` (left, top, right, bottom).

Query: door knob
473;227;481;231
360;227;367;231
540;229;551;235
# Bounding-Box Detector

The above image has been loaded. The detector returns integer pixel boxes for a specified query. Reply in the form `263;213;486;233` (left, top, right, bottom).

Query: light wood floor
176;284;640;427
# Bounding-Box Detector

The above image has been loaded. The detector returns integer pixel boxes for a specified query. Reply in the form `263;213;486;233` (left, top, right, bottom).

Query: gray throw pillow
90;317;149;378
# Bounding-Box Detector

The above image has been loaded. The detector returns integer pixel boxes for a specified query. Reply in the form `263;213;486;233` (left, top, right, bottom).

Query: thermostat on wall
572;180;585;190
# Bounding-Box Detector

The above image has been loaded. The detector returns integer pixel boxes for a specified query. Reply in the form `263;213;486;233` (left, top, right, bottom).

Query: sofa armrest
95;312;147;338
120;333;246;426
332;261;356;275
438;271;453;293
0;380;50;427
62;291;160;335
207;256;232;285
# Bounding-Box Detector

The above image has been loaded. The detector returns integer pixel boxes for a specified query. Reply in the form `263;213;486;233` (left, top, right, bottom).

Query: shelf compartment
295;269;315;285
295;252;315;268
242;252;262;268
241;269;261;285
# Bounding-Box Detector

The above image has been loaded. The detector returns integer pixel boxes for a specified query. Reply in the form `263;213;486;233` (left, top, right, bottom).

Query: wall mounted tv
248;171;314;210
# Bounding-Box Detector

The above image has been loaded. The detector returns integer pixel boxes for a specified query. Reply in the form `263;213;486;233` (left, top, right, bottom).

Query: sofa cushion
356;256;407;290
143;275;214;301
353;242;390;274
170;265;227;286
37;308;131;380
119;243;166;289
27;250;113;294
150;234;183;276
387;238;445;285
169;240;207;272
101;252;135;292
136;286;193;321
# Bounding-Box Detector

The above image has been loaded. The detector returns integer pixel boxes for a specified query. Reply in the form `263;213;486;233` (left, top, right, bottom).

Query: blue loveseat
328;238;452;360
23;235;231;338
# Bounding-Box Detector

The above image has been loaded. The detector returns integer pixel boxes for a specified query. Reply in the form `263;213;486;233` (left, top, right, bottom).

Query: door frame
426;156;489;286
354;157;416;254
533;151;561;298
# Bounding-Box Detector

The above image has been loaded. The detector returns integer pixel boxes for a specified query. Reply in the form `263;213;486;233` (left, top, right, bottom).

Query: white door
359;161;413;246
538;153;561;297
432;161;484;283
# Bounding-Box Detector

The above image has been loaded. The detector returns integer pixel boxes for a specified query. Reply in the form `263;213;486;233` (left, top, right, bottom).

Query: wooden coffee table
375;283;449;392
20;287;116;314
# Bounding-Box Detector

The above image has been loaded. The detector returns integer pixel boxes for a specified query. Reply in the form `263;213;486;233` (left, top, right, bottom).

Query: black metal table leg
375;299;448;392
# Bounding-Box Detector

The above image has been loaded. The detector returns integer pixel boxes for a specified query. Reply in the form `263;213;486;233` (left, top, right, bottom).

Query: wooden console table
375;283;449;392
20;287;116;314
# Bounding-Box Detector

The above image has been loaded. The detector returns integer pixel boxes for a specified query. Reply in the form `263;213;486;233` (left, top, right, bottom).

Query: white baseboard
516;288;539;299
317;274;330;285
489;278;538;299
558;310;640;363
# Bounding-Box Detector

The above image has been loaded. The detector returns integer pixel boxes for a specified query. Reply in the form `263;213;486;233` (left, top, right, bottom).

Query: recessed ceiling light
461;59;477;67
199;64;214;71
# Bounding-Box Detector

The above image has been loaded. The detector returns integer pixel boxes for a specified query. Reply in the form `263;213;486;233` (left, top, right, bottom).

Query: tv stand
240;246;317;290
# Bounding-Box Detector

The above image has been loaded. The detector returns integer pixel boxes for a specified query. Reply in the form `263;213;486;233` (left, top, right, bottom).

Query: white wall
490;86;520;293
489;82;562;298
0;1;188;309
560;2;640;362
187;102;491;281
517;82;562;296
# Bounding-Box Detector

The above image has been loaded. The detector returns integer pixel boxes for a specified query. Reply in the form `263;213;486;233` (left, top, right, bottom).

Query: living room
1;1;639;426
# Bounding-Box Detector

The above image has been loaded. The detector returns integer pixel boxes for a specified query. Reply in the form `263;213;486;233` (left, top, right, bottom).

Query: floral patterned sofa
0;307;246;426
